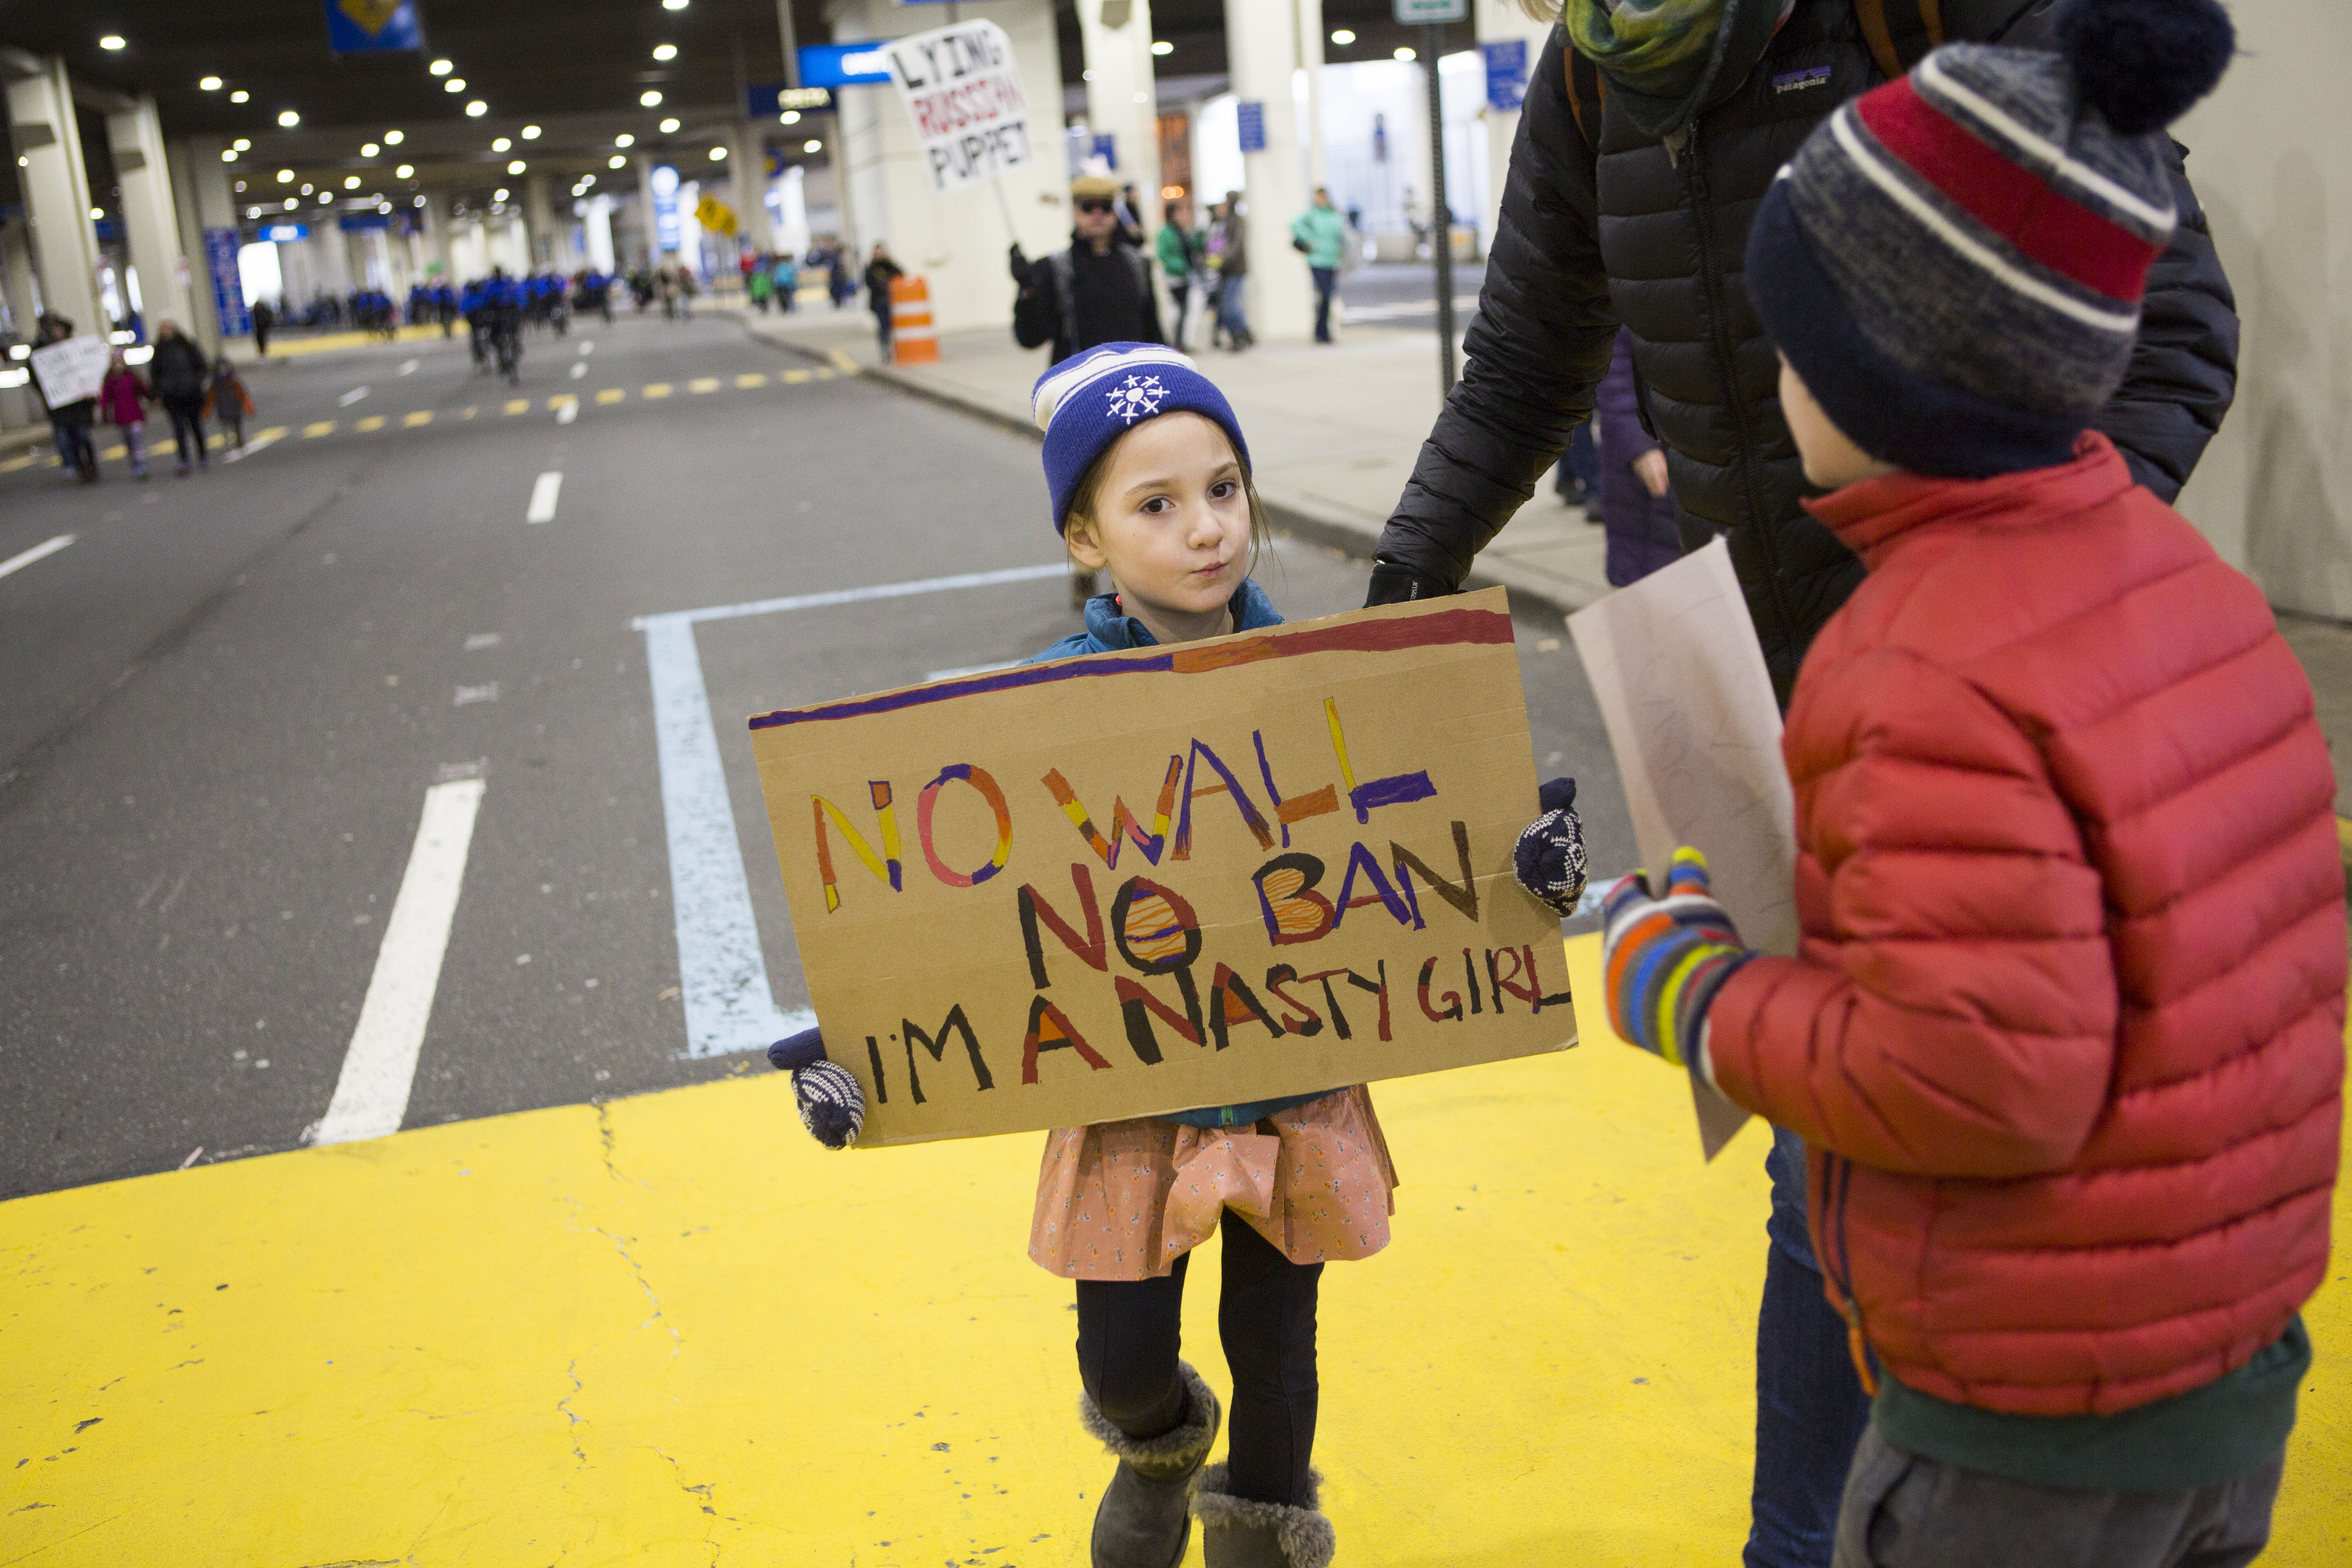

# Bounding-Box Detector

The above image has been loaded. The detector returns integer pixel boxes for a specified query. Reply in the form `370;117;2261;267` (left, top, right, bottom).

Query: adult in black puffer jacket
1367;0;2236;705
147;321;212;475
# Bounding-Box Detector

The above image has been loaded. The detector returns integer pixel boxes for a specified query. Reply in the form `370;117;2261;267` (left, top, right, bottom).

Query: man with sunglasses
1012;174;1164;369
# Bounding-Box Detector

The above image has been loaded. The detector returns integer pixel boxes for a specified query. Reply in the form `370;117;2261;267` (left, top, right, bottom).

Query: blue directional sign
203;227;251;337
1236;100;1266;154
748;82;835;116
323;0;424;56
650;164;682;254
1483;39;1529;112
260;223;311;243
796;43;894;89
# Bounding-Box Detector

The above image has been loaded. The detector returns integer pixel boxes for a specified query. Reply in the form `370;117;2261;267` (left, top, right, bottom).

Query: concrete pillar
1473;0;1548;246
584;194;617;274
1;216;42;336
1297;0;1327;188
825;118;862;258
105;95;200;348
635;154;672;260
830;0;1073;335
523;173;556;269
1078;0;1164;244
4;56;106;334
417;197;451;282
1224;0;1313;341
733;121;774;251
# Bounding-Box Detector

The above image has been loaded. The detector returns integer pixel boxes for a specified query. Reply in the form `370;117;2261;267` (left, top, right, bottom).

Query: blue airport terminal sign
1236;100;1266;154
260;223;310;243
795;43;893;89
203;227;252;338
650;164;682;254
324;0;424;56
747;82;835;116
1483;39;1529;112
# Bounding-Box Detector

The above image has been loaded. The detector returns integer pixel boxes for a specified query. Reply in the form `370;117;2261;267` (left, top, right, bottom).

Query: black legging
1076;1205;1321;1507
163;398;207;467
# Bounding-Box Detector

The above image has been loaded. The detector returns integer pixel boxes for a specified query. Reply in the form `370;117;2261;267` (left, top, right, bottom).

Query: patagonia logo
1773;65;1833;94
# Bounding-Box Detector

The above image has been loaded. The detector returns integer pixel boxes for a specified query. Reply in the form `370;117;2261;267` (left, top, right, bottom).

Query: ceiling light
615;133;635;147
804;138;822;153
494;188;509;202
413;195;425;206
492;137;512;151
234;137;252;150
247;206;260;218
445;78;466;93
278;109;301;126
521;125;541;140
1394;46;1416;61
99;36;126;51
779;110;800;125
317;193;330;205
609;154;626;168
709;146;726;160
663;0;688;9
200;75;223;91
466;101;487;117
396;163;413;178
659;117;680;133
343;175;361;189
221;148;238;162
277;168;293;182
385;129;403;145
1152;40;1174;56
89;206;103;219
641;89;664;107
652;44;677;62
1332;29;1356;46
379;201;392;214
582;173;595;185
234;180;246;191
1082;70;1095;82
230;90;248;103
301;183;314;193
283;197;296;209
508;159;526;174
361;142;379;156
430;58;453;76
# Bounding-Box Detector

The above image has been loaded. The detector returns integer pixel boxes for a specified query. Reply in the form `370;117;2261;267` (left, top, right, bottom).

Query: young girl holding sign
774;343;1586;1568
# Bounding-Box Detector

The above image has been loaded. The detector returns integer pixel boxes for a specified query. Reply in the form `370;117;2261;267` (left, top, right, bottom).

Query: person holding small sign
772;342;1588;1568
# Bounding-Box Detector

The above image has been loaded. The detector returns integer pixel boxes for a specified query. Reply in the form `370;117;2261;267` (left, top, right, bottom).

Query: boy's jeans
1748;1126;1873;1568
1833;1425;2281;1568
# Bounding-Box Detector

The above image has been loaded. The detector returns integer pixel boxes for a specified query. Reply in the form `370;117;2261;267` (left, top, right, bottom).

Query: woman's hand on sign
769;1026;865;1149
1511;777;1588;917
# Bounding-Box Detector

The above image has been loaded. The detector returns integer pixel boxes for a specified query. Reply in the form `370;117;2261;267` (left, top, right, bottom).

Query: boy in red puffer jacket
1591;3;2343;1564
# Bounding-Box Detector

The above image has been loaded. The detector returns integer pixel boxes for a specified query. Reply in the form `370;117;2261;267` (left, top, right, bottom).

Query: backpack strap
1853;0;1947;82
1562;37;1608;151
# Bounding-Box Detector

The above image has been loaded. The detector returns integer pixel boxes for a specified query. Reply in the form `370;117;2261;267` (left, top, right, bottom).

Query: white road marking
310;777;486;1146
398;359;419;375
526;470;563;522
634;562;1065;1058
924;659;1022;682
555;399;579;425
463;632;502;651
453;682;499;706
221;429;283;462
577;340;594;355
338;385;370;406
0;533;75;582
568;361;588;380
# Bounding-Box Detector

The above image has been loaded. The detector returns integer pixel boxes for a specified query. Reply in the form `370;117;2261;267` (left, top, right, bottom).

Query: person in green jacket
747;260;775;313
1154;199;1203;347
1290;186;1349;345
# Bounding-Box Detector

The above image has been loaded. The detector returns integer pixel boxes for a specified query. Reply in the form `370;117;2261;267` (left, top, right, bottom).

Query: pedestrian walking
1368;4;2241;1559
1289;186;1347;345
748;262;775;313
768;340;1543;1568
1011;174;1163;368
1212;191;1251;351
1593;16;2337;1568
147;321;211;476
772;252;800;313
827;243;855;310
97;349;151;480
863;243;904;354
30;316;99;484
249;297;275;358
1155;199;1204;348
207;356;254;452
1593;329;1676;585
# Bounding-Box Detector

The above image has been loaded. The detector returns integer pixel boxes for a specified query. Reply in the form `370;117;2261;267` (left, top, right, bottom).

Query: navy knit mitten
768;1026;864;1149
1512;777;1588;918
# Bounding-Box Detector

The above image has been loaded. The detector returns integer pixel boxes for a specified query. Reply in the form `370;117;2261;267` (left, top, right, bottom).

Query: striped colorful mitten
1601;847;1755;1073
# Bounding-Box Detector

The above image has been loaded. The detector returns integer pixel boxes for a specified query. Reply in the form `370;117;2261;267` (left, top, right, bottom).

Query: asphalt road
0;303;1633;1200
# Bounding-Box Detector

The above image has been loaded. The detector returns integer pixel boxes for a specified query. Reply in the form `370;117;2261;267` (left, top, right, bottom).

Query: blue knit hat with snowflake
1032;343;1251;534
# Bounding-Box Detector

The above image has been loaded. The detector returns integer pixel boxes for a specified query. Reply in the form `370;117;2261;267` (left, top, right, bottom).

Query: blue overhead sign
260;223;311;243
203;227;251;337
1483;39;1529;112
324;0;424;56
748;82;835;116
650;163;682;254
339;212;390;231
1236;100;1266;154
796;43;894;89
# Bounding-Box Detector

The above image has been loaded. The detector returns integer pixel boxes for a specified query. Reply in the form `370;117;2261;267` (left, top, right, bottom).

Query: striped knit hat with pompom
1744;0;2235;477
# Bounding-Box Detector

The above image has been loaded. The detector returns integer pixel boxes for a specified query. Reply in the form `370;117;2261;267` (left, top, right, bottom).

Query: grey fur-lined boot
1081;1361;1222;1568
1193;1463;1336;1568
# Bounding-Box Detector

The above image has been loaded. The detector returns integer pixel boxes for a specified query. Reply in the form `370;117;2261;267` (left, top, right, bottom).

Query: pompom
2058;0;2235;136
793;1061;865;1149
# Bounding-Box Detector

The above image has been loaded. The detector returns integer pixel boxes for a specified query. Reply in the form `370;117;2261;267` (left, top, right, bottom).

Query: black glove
1364;557;1454;608
1511;777;1588;918
1007;243;1030;281
768;1026;864;1149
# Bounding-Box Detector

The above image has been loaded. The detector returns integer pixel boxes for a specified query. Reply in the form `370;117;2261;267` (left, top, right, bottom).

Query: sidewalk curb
730;309;1595;623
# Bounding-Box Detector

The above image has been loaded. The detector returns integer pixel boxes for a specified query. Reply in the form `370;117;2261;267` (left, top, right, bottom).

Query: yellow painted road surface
4;936;2346;1565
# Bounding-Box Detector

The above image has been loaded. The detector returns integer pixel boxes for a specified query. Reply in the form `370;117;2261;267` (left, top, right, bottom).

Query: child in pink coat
96;351;151;479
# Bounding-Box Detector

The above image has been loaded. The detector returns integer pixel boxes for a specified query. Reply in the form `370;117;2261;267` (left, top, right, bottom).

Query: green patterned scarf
1562;0;1793;139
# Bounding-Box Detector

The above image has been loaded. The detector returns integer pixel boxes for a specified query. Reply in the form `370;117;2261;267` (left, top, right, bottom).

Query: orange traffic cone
890;276;940;365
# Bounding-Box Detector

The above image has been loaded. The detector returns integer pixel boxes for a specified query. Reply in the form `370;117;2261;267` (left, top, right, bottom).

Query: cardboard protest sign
28;335;108;408
1568;537;1797;1158
748;590;1575;1146
882;19;1036;194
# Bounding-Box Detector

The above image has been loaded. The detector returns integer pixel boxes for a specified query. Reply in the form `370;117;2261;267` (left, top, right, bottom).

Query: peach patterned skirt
1028;1086;1399;1282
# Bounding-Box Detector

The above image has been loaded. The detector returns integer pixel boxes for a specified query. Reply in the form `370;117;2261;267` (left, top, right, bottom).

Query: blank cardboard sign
747;590;1577;1146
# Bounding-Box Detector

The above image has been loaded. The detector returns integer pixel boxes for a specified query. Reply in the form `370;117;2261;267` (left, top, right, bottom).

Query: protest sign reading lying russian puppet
882;18;1036;194
749;590;1576;1146
27;335;108;408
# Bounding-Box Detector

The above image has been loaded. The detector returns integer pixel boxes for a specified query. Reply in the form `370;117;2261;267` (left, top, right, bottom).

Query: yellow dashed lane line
642;383;673;398
303;421;334;438
403;411;432;428
688;377;721;394
595;388;625;404
354;415;386;432
502;399;530;416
